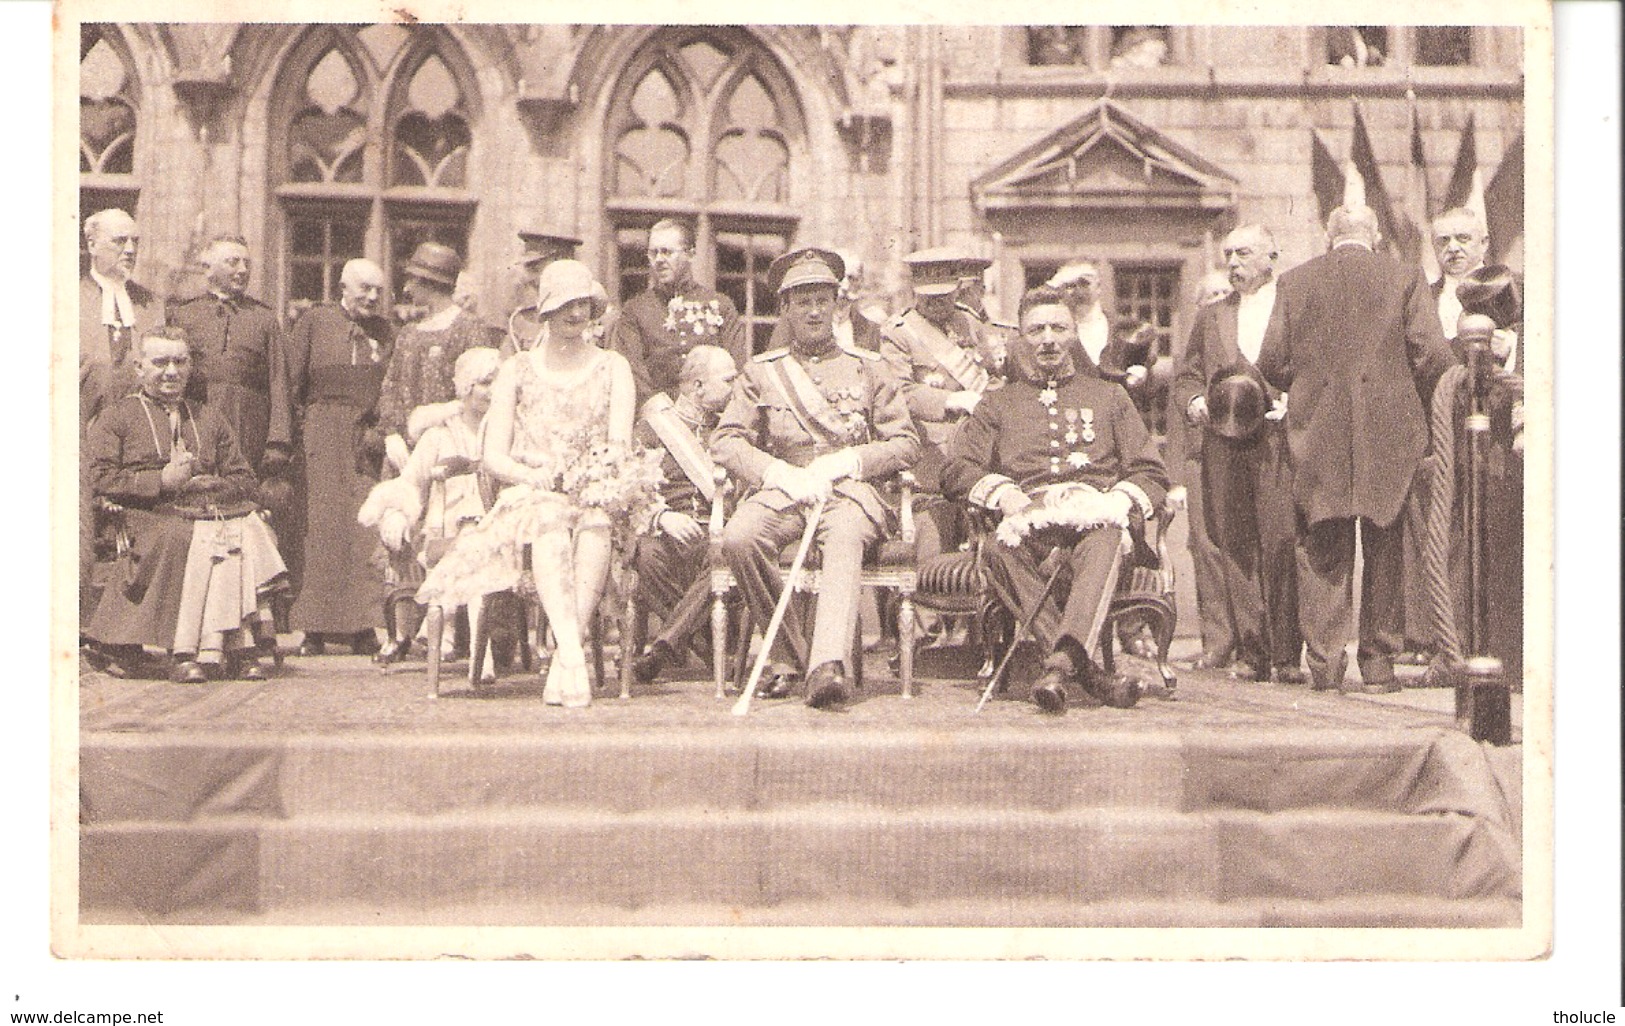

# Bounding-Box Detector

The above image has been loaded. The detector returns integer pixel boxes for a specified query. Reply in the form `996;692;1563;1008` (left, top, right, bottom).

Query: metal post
1453;313;1511;744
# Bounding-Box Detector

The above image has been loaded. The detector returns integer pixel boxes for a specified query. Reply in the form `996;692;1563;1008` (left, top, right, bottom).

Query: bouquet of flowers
559;434;666;528
663;296;727;343
994;483;1129;548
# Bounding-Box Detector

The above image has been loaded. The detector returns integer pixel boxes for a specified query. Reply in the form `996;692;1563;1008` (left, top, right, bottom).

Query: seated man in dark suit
84;328;288;683
942;286;1169;713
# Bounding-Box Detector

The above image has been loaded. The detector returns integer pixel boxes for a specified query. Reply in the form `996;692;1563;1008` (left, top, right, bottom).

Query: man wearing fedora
500;226;581;355
712;248;919;710
1174;223;1303;684
376;242;488;463
1257;205;1454;694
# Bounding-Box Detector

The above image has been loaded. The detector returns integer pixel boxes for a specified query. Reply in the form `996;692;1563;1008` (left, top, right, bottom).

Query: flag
1403;95;1440;281
1310;129;1345;224
1347;100;1401;255
1442;112;1485;218
1484;131;1524;269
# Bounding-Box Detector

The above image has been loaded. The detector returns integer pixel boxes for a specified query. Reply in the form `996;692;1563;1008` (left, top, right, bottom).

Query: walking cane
975;554;1070;714
732;495;827;716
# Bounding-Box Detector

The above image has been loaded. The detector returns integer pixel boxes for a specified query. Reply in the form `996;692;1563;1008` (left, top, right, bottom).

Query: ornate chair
703;469;920;699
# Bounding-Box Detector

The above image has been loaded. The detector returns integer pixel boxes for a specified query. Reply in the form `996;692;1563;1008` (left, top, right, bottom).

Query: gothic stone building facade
79;23;1524;368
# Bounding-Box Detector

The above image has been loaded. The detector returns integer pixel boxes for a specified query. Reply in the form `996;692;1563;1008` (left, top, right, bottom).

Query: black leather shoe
297;636;326;657
757;663;799;699
172;660;209;685
374;638;409;665
235;659;267;681
633;640;675;684
805;661;851;710
1030;669;1069;714
1081;665;1142;708
1359;679;1403;695
1272;665;1309;685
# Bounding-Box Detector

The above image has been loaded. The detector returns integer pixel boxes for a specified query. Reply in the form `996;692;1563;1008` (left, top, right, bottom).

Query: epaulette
753;347;788;362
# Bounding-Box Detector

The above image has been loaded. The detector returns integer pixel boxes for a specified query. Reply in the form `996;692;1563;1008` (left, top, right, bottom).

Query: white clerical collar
89;265;136;328
1332;240;1373;252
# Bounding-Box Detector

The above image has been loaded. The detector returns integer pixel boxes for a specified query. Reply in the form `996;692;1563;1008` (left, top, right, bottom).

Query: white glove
806;449;860;484
1186;395;1209;426
944;390;982;417
1491;328;1518;364
379;511;412;551
764;460;830;506
1103;488;1136;523
1265;392;1289;422
1165;484;1189;515
996;488;1033;518
658;510;705;545
1123;364;1147;389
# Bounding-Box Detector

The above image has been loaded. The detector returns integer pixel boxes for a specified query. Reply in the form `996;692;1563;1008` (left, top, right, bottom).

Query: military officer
501;226;581;355
631;344;739;684
712;248;920;709
612;218;749;402
168;235;293;476
878;247;1004;560
942;285;1169;713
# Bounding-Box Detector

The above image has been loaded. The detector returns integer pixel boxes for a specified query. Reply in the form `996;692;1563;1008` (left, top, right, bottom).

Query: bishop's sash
640;393;717;502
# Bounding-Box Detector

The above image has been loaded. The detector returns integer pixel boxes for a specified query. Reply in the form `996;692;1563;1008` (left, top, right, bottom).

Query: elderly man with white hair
286;258;396;656
1257;205;1455;695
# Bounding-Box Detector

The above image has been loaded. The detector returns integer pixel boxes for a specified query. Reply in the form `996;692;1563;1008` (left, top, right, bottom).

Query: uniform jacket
636;402;717;524
710;340;920;531
168;291;293;467
80;274;163;429
942;363;1168;518
878;307;1003;445
1257;244;1455;528
613;279;749;401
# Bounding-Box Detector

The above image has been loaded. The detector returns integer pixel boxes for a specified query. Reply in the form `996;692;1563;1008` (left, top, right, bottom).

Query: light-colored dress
416;347;660;612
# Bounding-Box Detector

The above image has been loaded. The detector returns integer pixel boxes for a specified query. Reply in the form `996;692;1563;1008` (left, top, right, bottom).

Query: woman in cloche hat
418;260;661;707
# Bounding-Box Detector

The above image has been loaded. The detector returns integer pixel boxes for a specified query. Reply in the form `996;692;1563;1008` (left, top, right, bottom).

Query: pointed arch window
606;30;804;352
271;26;479;322
80;24;140;234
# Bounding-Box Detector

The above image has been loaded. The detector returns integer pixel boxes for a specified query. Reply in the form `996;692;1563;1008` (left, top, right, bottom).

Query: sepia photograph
50;0;1561;968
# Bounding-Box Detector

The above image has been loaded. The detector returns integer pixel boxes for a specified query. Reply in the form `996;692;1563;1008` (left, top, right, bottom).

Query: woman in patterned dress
418;262;656;707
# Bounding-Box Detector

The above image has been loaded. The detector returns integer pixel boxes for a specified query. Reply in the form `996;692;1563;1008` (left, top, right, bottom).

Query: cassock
286;302;394;636
168;290;293;473
612;278;748;402
85;394;285;660
711;339;919;675
942;355;1168;673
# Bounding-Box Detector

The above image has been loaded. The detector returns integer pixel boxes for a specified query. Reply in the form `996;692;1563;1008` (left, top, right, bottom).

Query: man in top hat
712;248;920;709
942;286;1168;713
612;218;748;403
80;208;165;627
630;344;739;684
878;246;1004;561
376;242;489;462
501;226;582;354
1256;205;1454;694
1173;223;1303;684
168;235;293;478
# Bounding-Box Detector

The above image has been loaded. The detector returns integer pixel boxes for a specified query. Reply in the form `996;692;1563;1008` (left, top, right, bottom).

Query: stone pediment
972;99;1238;212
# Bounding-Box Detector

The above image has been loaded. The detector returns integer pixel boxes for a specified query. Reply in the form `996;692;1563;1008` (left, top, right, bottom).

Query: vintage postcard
53;0;1554;964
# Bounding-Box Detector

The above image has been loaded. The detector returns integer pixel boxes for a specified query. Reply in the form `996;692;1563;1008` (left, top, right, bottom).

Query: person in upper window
611;218;748;403
84;328;286;683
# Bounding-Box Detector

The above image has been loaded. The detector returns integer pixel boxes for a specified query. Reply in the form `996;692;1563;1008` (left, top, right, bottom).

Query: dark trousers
1295;511;1405;688
1400;460;1434;651
634;530;713;652
1203;427;1302;672
1182;454;1235;660
985;526;1124;667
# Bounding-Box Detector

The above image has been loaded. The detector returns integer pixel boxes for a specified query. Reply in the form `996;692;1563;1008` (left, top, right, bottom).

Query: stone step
82;805;1516;917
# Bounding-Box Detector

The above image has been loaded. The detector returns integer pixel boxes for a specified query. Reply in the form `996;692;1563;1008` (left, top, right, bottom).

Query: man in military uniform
631;344;739;684
878;247;1003;560
612;218;748;402
168;235;293;477
942;286;1168;713
713;248;920;709
500;226;581;355
953;254;1016;359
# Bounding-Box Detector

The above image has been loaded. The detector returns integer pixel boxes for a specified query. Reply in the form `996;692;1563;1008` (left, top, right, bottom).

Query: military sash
761;355;851;446
640;393;717;502
899;310;988;393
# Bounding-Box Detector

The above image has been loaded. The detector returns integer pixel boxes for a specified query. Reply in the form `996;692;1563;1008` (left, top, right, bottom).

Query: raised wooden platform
77;649;1523;929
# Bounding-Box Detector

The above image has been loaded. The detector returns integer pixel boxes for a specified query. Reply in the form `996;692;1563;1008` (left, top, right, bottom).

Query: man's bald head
679;344;738;415
1326;205;1381;249
84;208;139;279
340;259;386;318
